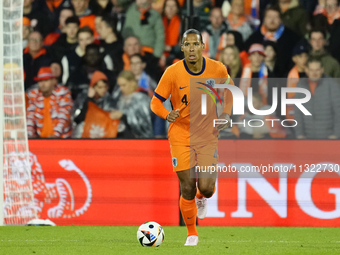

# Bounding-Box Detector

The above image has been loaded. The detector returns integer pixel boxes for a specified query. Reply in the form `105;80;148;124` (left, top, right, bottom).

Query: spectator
226;30;249;67
71;0;98;37
23;17;32;49
24;32;52;90
299;0;318;14
245;5;300;77
162;0;181;54
42;0;73;32
263;41;279;75
130;54;157;96
112;70;153;138
95;15;103;39
67;43;116;99
61;26;103;85
182;0;212;29
294;58;340;139
122;0;165;59
225;0;253;41
314;0;340;25
89;0;113;16
49;16;80;63
123;36;163;81
27;67;73;138
219;45;242;79
44;7;75;46
275;0;309;37
309;29;340;77
239;43;269;104
288;41;309;80
110;0;131;33
286;41;309;120
24;0;52;37
51;62;63;83
72;70;117;138
99;16;124;75
201;7;228;60
329;18;340;64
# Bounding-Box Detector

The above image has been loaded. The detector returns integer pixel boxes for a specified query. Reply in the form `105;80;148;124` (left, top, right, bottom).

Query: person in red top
162;0;181;52
150;29;234;246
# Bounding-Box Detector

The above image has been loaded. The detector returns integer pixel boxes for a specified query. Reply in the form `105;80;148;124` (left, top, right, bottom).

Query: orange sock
196;186;216;199
180;196;198;237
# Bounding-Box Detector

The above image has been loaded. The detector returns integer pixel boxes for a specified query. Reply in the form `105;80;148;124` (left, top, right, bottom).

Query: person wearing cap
239;43;269;104
26;67;73;138
288;41;309;81
309;29;340;78
72;70;117;138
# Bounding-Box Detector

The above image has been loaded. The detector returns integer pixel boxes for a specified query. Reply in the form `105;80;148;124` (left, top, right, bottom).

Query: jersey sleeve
154;67;172;102
150;67;173;119
220;64;234;115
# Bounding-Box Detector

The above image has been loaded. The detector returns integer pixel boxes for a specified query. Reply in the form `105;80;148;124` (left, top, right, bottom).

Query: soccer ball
137;221;165;247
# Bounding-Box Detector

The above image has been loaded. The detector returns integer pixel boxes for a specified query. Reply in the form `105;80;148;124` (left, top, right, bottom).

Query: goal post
0;0;4;227
1;0;37;225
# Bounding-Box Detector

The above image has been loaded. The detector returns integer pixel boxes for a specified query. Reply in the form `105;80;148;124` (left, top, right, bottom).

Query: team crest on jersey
172;157;178;167
206;79;215;88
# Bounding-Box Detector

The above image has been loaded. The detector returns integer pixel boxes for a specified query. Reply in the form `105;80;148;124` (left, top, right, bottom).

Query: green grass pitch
1;226;340;254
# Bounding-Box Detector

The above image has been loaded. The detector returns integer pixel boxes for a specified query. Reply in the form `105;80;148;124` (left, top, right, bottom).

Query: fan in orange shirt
150;29;234;246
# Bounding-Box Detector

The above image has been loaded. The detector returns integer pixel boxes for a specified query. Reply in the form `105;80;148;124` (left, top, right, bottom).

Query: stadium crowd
23;0;340;139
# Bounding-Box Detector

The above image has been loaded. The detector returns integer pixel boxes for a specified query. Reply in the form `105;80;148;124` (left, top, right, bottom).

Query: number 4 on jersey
181;94;188;106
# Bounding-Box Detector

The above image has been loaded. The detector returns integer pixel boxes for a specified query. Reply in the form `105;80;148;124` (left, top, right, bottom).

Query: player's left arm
217;66;234;131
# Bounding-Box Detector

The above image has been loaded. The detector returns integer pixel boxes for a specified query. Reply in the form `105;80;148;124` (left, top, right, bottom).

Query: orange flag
82;102;119;138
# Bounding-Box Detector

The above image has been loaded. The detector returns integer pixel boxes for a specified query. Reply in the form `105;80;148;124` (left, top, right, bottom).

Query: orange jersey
151;57;234;146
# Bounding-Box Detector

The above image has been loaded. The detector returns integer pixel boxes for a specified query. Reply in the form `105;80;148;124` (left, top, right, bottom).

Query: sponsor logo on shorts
172;157;178;167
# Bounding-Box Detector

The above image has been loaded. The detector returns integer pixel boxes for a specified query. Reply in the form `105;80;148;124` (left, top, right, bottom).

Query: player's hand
329;135;338;139
297;135;306;139
166;109;180;122
216;113;231;131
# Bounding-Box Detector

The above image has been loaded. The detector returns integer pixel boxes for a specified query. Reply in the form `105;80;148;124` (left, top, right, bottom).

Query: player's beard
189;60;196;65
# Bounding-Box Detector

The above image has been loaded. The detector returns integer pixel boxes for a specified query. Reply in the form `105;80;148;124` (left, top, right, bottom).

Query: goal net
1;0;36;225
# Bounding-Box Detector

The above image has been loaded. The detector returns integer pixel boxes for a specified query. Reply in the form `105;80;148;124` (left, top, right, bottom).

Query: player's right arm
150;68;179;122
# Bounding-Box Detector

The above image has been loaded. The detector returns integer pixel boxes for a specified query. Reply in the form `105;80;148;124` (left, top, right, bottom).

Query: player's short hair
182;29;203;44
77;26;94;38
307;57;323;68
65;16;80;26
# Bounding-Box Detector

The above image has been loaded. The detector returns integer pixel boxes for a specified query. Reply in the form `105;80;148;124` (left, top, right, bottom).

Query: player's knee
198;184;215;198
181;183;196;200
